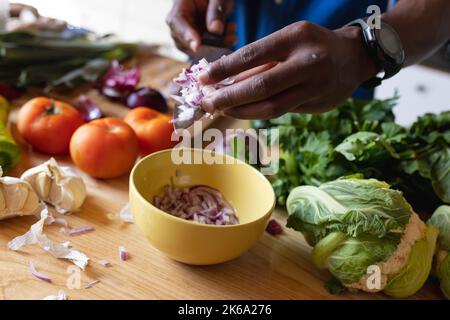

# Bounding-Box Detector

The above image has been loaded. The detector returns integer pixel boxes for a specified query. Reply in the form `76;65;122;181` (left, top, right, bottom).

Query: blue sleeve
229;0;391;99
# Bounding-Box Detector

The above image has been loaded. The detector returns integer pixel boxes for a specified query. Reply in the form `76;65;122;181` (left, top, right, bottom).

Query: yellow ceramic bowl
129;148;275;265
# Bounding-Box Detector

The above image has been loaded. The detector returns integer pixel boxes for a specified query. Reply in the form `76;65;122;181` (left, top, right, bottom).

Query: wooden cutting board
0;52;444;300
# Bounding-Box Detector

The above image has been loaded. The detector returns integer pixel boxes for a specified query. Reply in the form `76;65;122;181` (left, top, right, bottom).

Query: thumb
206;0;234;35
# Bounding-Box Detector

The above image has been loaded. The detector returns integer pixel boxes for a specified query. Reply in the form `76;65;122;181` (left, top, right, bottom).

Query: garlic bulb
21;158;86;214
0;167;40;220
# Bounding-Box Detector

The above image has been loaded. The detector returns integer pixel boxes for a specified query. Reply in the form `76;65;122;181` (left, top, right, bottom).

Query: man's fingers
231;62;278;83
201;57;319;112
10;4;39;17
172;35;192;54
201;63;277;113
199;30;291;84
206;0;234;35
223;84;319;120
166;15;201;52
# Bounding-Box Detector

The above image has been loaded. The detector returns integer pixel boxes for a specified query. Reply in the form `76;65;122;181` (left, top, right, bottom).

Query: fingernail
209;19;224;35
198;70;210;84
189;40;198;52
201;97;214;113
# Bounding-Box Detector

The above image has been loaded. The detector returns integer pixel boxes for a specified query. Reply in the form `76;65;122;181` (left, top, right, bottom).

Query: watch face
375;22;405;64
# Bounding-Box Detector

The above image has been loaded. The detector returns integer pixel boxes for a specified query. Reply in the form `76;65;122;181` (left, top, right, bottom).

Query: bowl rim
129;148;276;229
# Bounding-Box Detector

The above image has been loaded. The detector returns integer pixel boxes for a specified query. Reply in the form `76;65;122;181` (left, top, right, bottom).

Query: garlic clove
22;186;40;214
21;158;86;214
0;168;40;220
2;177;29;212
61;170;86;211
35;171;51;200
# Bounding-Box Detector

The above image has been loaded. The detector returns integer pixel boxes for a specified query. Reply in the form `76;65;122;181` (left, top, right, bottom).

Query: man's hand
198;22;379;119
10;3;39;17
166;0;236;54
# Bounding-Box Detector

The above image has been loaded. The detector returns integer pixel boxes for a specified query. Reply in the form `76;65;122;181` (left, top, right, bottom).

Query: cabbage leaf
437;254;450;299
428;205;450;251
286;178;412;240
428;205;450;299
384;225;438;298
326;234;398;284
287;177;437;297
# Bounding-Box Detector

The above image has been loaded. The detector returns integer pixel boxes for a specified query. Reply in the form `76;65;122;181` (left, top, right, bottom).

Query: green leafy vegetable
253;98;449;208
383;225;438;298
324;276;346;294
437;255;450;299
287;178;411;240
428;205;450;299
327;235;398;285
428;205;450;250
0;31;136;91
287;177;436;297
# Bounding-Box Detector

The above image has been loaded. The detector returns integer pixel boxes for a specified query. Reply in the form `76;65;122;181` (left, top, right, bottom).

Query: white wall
19;0;450;125
19;0;184;59
375;65;450;126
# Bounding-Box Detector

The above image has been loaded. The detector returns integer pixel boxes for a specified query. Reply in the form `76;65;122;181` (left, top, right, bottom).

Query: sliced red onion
153;183;239;226
266;219;283;236
83;279;100;289
172;58;234;122
68;226;95;236
98;60;140;99
75;95;103;122
98;259;112;267
119;246;128;261
29;260;52;283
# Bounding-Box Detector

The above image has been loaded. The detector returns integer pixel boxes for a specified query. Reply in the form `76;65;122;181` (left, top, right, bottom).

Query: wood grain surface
0;52;444;300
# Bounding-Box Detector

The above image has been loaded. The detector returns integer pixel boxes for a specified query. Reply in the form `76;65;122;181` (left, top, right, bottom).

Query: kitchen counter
0;53;444;300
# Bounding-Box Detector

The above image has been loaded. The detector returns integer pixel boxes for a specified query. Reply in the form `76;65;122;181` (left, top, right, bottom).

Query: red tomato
17;97;84;155
70;118;139;179
124;107;176;156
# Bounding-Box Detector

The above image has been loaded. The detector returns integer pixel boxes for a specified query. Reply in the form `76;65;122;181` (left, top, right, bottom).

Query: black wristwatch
346;18;405;88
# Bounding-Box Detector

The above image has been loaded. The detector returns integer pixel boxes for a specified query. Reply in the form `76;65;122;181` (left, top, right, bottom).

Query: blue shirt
230;0;391;99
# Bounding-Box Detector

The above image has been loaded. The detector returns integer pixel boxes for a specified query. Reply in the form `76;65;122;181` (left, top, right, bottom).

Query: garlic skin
0;167;40;221
21;158;86;214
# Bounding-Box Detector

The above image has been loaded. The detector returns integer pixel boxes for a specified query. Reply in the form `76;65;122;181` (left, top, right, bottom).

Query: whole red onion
126;87;168;113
